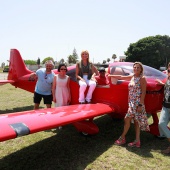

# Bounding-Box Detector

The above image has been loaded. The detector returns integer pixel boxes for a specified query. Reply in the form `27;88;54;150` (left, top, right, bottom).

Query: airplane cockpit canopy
67;62;167;83
109;62;167;80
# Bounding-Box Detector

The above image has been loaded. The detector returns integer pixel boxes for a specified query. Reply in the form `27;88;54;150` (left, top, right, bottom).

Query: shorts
34;92;53;104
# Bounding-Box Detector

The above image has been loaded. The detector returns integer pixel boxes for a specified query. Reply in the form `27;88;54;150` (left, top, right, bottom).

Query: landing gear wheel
154;135;166;140
80;132;89;136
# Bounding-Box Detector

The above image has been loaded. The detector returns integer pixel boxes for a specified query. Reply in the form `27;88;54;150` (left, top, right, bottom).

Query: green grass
0;84;170;170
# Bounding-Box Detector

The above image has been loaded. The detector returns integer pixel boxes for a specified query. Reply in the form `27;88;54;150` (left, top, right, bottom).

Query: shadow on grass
0;106;44;114
118;123;169;158
0;115;169;170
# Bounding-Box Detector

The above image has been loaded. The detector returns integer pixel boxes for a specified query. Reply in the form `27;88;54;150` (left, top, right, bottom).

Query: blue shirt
35;68;55;95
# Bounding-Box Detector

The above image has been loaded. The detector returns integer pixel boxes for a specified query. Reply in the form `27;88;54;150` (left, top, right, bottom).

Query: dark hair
58;64;68;72
98;67;105;72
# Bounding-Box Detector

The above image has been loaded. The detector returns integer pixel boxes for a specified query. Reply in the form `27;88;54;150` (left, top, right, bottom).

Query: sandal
114;137;126;145
128;140;141;148
161;146;170;154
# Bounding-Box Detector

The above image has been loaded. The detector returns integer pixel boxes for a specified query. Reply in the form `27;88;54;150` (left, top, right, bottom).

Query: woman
52;64;71;107
76;50;98;104
156;63;170;154
109;62;150;148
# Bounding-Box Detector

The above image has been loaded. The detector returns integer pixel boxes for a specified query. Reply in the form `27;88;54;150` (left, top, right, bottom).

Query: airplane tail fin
0;49;33;85
7;49;32;81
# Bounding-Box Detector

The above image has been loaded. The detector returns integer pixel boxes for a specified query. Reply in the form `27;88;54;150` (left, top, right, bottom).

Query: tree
67;48;79;64
125;35;170;69
24;60;36;65
72;48;78;60
37;57;40;65
42;57;54;64
1;62;5;68
107;58;110;63
68;55;76;64
112;54;117;62
59;58;65;64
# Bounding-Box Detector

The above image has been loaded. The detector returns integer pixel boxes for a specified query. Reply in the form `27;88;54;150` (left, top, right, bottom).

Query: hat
98;67;106;72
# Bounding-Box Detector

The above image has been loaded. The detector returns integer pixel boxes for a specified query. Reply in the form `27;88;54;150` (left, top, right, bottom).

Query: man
30;60;55;109
95;67;109;85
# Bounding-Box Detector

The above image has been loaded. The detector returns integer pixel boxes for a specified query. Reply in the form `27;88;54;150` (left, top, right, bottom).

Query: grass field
0;83;170;170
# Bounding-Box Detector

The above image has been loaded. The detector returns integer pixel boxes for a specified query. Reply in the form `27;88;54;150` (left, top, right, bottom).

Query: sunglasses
60;68;67;71
45;74;47;79
100;71;105;73
168;70;170;73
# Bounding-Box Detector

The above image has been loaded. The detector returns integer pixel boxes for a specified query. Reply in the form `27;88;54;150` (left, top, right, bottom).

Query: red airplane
0;49;167;142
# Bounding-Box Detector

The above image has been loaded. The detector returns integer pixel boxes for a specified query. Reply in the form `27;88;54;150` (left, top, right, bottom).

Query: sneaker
79;102;85;104
128;140;141;148
161;146;170;154
114;137;126;145
86;100;91;104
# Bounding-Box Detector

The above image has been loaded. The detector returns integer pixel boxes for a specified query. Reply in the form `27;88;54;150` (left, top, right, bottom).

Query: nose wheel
73;119;99;136
80;132;90;136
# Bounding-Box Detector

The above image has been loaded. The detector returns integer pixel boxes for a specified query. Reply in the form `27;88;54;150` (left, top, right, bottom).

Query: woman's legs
127;120;141;147
78;80;87;103
134;120;140;142
86;79;96;102
115;116;132;145
121;116;132;139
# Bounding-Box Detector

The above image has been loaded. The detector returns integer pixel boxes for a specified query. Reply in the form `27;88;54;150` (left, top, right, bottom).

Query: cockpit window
67;68;77;82
110;66;131;76
143;65;167;79
109;64;167;80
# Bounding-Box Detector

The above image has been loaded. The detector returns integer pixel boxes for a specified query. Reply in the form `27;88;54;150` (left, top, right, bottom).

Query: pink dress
55;75;70;107
126;75;150;131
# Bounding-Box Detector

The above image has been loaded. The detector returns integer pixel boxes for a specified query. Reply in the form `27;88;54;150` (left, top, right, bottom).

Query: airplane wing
0;103;114;142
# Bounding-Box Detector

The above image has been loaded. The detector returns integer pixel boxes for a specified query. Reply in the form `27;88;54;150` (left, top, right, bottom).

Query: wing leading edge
0;103;114;142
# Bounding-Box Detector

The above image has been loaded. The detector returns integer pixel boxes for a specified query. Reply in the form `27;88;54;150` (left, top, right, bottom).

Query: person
109;62;150;148
29;60;55;109
52;64;71;107
76;50;98;104
156;63;170;154
95;67;109;85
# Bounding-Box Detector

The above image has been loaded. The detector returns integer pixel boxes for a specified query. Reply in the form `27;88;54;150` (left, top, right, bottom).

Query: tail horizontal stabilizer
0;80;15;85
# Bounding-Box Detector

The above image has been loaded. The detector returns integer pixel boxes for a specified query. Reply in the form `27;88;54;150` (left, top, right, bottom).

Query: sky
0;0;170;65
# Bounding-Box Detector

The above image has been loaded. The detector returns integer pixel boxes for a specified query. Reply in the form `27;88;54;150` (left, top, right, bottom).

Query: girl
52;64;71;107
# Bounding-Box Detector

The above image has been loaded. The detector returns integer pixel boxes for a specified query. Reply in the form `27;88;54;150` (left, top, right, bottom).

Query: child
52;64;71;107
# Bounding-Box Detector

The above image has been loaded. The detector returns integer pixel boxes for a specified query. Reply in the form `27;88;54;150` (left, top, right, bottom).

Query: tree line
7;35;170;70
125;35;170;69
